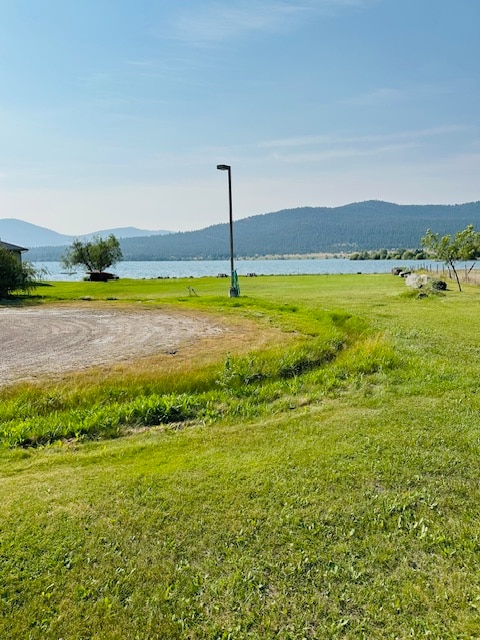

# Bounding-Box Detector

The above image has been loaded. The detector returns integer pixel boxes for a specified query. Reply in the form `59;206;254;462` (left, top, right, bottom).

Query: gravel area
0;305;224;385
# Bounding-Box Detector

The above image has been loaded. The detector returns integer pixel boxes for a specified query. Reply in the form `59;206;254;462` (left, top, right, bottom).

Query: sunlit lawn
1;273;480;638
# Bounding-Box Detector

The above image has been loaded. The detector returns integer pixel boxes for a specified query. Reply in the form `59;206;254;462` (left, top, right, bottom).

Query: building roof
0;240;28;252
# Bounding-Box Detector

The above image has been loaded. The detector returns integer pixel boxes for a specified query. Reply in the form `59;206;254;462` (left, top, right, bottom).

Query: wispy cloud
341;80;464;108
258;125;474;165
260;125;472;149
164;0;380;45
167;2;299;45
272;142;419;164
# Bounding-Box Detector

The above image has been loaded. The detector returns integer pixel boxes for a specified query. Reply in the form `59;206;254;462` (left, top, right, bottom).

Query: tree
62;234;123;274
421;224;480;291
0;247;41;298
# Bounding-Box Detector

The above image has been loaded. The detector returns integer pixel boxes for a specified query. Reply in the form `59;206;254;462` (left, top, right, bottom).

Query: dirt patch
0;305;225;386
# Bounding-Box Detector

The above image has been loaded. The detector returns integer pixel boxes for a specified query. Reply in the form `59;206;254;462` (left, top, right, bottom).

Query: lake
33;258;443;281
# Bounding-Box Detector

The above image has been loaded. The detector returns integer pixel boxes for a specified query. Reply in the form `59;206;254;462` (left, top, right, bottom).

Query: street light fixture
217;163;240;297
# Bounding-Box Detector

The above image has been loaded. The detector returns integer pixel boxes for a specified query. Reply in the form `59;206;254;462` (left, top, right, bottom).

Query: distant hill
0;218;170;248
22;200;480;261
0;219;69;248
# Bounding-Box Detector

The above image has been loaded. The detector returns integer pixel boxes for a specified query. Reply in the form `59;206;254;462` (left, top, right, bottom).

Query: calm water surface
34;259;441;282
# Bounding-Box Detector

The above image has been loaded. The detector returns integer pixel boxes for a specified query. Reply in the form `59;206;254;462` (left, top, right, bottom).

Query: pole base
229;287;240;298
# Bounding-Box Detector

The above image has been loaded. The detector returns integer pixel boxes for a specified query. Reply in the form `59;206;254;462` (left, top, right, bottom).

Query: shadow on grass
0;284;53;307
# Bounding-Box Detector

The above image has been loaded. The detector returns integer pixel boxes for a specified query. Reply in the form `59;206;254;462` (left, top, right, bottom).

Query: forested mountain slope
27;200;480;261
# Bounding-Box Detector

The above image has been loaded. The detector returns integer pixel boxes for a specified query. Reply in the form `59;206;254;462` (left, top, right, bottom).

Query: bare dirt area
0;305;225;386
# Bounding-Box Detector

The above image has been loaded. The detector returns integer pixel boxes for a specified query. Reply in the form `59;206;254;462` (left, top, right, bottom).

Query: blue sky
0;0;479;234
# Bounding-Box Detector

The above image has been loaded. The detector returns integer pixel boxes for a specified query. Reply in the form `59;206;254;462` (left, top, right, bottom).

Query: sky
0;0;479;234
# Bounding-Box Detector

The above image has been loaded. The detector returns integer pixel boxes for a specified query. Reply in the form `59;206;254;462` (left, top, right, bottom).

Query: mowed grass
1;273;480;638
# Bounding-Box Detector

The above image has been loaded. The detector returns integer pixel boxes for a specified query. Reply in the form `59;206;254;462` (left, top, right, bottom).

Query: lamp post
217;163;240;297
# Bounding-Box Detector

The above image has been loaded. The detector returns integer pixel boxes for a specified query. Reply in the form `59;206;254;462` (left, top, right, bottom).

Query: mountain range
3;200;480;261
0;218;170;248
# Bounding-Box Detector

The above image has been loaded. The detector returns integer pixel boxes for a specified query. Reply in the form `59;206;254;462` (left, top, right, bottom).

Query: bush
0;248;40;298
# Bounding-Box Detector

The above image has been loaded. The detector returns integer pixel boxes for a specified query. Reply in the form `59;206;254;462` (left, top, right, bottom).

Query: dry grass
1;301;289;393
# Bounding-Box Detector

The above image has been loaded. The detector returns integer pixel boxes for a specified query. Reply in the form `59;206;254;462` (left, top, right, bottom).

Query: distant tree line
350;248;428;261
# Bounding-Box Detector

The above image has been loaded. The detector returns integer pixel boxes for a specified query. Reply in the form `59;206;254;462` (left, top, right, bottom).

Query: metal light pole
217;164;240;297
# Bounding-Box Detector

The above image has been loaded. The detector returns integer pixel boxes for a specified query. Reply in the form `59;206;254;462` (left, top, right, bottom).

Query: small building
0;240;28;262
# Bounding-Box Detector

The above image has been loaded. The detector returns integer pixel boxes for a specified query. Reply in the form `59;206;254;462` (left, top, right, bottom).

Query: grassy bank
1;274;480;638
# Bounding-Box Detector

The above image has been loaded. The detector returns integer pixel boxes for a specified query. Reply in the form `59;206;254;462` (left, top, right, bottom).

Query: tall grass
0;302;380;447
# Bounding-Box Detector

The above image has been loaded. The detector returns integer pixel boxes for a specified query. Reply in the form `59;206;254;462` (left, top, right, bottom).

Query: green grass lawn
1;274;480;638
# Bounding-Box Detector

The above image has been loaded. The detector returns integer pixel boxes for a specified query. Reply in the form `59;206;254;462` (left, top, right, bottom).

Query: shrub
0;248;40;298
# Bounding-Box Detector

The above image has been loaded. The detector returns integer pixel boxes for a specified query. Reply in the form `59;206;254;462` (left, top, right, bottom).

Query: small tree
0;247;40;298
62;234;123;274
421;224;480;292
